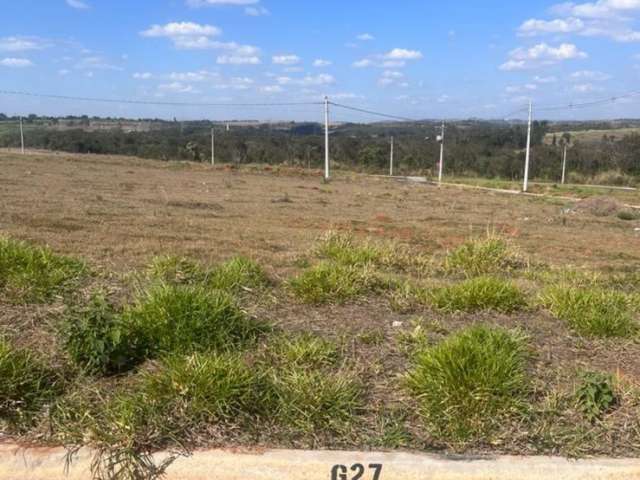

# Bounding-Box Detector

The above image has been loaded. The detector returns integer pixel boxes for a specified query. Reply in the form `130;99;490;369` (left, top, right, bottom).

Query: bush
0;236;85;303
575;371;616;423
430;276;527;313
289;261;383;304
444;234;526;277
124;284;269;356
540;286;636;337
60;294;147;375
0;339;62;428
406;325;529;442
617;210;640;221
208;256;269;292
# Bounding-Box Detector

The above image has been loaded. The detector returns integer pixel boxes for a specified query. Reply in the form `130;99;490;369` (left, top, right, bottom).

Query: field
1;149;640;478
544;127;640;145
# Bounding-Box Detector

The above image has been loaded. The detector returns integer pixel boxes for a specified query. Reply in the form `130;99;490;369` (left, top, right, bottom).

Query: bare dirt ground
1;149;639;274
2;150;640;457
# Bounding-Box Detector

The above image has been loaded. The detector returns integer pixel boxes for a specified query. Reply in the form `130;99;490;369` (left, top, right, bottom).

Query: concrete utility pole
211;127;215;166
523;100;533;192
561;143;567;185
390;136;394;176
438;121;445;185
324;96;330;181
19;116;24;154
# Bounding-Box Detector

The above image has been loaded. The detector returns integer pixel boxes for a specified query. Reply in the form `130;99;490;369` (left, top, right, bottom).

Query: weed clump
406;325;529;442
265;333;338;369
289;261;383;304
0;236;85;303
444;234;526;278
575;371;617;423
430;276;527;313
315;231;385;266
145;255;206;286
540;286;636;337
0;339;62;428
60;294;147;375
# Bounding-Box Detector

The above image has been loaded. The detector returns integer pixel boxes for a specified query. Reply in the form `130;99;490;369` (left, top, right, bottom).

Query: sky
1;0;640;121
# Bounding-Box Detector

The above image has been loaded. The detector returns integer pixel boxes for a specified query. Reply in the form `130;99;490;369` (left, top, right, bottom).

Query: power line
535;90;640;112
0;89;323;107
329;102;422;123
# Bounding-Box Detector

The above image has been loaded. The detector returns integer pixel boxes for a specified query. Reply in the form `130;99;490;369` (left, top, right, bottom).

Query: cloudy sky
1;0;640;120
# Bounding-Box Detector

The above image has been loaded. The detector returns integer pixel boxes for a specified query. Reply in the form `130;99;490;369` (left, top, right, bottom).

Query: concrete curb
1;444;640;480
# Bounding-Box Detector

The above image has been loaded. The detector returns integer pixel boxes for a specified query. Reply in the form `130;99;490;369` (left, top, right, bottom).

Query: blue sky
1;0;640;121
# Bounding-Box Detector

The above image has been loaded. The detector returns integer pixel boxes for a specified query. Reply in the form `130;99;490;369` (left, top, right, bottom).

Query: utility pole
211;126;215;166
19;116;24;154
561;143;567;185
438;121;445;185
523;100;533;192
324;96;330;181
390;136;394;176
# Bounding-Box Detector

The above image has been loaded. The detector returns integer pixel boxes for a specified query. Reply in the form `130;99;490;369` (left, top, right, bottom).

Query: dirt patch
574;196;622;217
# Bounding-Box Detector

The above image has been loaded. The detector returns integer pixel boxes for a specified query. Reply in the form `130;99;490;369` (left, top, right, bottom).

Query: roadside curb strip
1;444;640;479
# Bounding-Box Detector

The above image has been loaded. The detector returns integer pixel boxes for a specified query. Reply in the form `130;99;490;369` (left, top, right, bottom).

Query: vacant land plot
1;150;640;478
544;127;640;145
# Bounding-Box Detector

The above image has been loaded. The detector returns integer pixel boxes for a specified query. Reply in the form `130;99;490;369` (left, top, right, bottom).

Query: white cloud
313;59;332;67
357;33;375;41
133;72;153;79
500;42;587;70
383;48;423;60
570;69;612;80
505;83;538;93
276;74;335;86
141;22;221;39
534;75;558;83
520;2;640;42
0;36;50;52
245;6;269;15
573;82;603;92
1;57;34;68
58;69;71;76
353;48;423;68
159;81;198;93
272;54;301;65
437;94;450;103
518;17;585;36
168;71;218;82
75;56;123;71
260;85;284;93
378;70;406;87
217;55;261;64
66;0;90;9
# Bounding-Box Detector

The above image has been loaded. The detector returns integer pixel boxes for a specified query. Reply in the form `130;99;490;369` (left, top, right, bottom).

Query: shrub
60;294;147;375
540;286;636;337
264;334;338;369
575;371;616;423
0;339;62;428
0;236;85;303
289;261;382;304
443;234;526;277
124;284;268;356
208;256;269;292
406;325;529;442
430;276;527;313
268;369;362;434
617;210;640;221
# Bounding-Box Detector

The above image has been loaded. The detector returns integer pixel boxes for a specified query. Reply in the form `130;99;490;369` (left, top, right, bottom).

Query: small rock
392;321;403;328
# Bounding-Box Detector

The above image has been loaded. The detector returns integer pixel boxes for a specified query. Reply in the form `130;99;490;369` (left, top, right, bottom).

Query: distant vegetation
1;114;640;183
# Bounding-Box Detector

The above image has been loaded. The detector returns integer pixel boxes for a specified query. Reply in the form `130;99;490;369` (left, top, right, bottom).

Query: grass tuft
0;236;85;303
0;339;62;429
315;231;385;266
443;234;527;278
208;256;269;292
124;284;269;357
265;333;338;369
540;286;636;337
406;325;529;442
289;261;383;304
430;276;527;313
145;255;206;286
